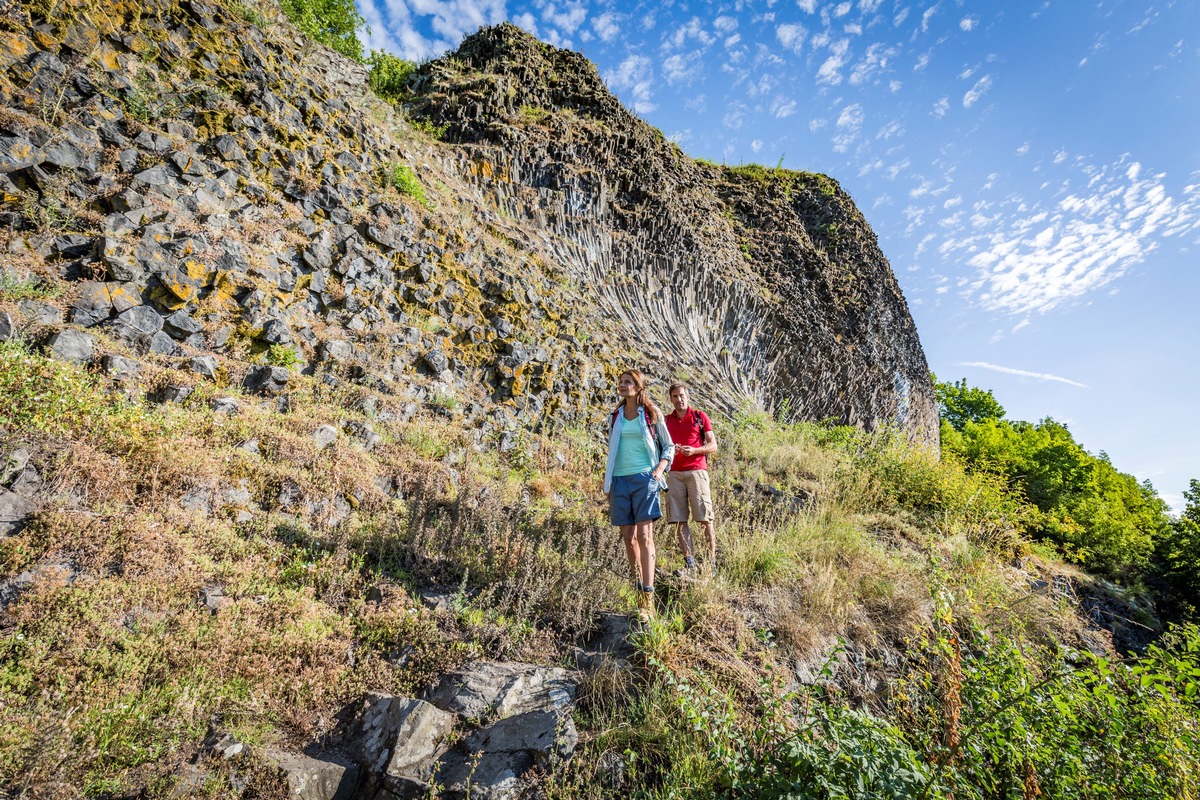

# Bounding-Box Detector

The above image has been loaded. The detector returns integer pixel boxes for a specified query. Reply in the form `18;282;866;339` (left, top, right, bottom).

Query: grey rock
421;350;449;374
349;695;455;779
261;318;292;344
164;311;203;339
262;749;361;800
212;396;240;414
8;463;42;498
0;489;36;536
0;311;13;341
1;449;30;487
317;339;353;362
465;709;578;768
52;234;94;259
115;305;164;335
243;365;289;395
153;385;193;404
17;300;62;325
148;331;178;355
189;356;219;378
0;136;42;173
343;420;381;451
47;330;95;365
211;135;247;163
427;661;576;722
102;354;142;382
313;425;338;450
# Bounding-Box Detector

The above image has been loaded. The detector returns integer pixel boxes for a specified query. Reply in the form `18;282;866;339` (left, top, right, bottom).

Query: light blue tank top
613;414;655;477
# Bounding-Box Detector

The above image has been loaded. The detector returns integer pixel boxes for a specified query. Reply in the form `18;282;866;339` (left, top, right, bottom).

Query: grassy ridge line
1;340;1193;797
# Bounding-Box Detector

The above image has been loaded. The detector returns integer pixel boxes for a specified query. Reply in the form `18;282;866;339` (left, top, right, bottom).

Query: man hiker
664;382;718;573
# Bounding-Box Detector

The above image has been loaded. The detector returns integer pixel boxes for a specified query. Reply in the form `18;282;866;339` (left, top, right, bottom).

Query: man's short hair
669;382;689;395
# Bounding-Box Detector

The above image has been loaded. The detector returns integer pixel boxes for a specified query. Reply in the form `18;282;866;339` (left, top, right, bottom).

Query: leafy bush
279;0;364;61
367;50;415;104
385;163;427;206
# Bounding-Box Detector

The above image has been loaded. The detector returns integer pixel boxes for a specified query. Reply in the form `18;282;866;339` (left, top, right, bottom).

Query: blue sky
357;0;1200;513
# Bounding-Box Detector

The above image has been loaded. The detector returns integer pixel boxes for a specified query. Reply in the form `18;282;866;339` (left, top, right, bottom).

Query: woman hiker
603;369;675;621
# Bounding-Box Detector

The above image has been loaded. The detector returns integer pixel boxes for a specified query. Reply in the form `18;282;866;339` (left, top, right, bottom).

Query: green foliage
265;343;302;368
230;1;268;27
366;50;415;104
938;379;1169;578
517;105;551;125
934;375;1006;431
1154;479;1200;616
409;118;449;139
891;610;1200;799
0;271;59;302
279;0;365;61
384;163;428;206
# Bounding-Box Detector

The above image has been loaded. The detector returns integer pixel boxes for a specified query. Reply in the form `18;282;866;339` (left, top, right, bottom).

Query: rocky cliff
0;0;935;442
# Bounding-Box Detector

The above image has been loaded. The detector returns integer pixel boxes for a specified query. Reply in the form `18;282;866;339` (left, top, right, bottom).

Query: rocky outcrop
0;0;934;444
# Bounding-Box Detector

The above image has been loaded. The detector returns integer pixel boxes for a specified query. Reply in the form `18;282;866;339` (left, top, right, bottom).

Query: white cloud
751;139;763;152
544;2;588;34
604;55;656;113
850;42;897;85
809;117;828;133
771;97;798;118
832;102;864;152
960;16;978;31
668;17;715;49
963;75;993;107
914;52;931;71
893;7;910;26
889;79;902;92
714;15;738;32
949;158;1200;314
593;12;620;42
1015;144;1030;156
817;39;851;85
1011;319;1031;333
776;23;807;53
958;362;1088;388
797;0;818;12
663;52;704;84
932;97;949;118
921;5;939;32
944;195;962;209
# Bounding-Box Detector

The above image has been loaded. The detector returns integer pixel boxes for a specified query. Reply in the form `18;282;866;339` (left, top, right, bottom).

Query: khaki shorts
666;470;713;524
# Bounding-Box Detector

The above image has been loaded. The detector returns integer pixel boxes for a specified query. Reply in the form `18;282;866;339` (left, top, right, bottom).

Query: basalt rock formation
0;1;935;443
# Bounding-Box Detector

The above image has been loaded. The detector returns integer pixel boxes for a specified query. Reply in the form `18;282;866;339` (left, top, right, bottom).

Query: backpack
610;406;664;457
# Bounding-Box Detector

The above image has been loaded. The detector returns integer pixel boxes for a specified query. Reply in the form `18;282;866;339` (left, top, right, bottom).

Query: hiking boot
637;587;656;622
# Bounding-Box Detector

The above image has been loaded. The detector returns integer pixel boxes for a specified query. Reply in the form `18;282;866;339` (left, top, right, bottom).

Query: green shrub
367;50;415;104
385;163;427;206
279;0;364;61
266;343;302;368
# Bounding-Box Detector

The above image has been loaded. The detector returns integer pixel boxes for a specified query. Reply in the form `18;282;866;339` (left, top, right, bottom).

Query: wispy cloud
962;74;993;107
776;23;807;53
593;12;620;42
958;361;1088;388
946;157;1200;315
604;55;657;113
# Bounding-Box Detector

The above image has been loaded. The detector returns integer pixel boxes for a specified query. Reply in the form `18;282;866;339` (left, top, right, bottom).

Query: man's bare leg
675;521;694;563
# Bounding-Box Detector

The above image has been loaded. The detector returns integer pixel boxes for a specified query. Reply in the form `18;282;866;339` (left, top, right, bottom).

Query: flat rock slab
350;694;455;780
426;661;576;722
263;749;361;800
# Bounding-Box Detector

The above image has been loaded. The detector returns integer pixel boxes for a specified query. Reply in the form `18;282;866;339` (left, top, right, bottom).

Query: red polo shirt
665;407;712;472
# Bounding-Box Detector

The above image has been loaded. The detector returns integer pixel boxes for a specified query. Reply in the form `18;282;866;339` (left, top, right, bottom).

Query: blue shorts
609;471;662;526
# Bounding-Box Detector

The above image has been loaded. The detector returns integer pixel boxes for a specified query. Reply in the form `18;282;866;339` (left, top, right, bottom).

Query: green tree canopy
938;378;1170;579
934;375;1007;431
280;0;366;61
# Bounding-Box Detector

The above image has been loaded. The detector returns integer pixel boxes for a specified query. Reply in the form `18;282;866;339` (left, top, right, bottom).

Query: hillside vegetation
2;0;1199;797
3;338;1200;798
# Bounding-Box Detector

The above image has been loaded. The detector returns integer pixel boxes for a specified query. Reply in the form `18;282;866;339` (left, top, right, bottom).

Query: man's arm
678;422;718;457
